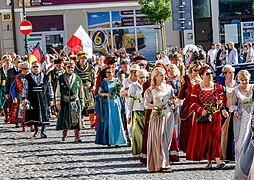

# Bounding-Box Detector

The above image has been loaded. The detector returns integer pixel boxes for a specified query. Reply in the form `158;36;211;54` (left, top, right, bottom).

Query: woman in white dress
144;67;175;172
231;70;253;160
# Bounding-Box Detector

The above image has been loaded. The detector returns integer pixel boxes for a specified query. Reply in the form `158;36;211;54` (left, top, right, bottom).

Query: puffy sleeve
127;84;135;118
178;76;187;100
144;87;154;110
190;84;204;115
216;83;226;108
229;87;238;112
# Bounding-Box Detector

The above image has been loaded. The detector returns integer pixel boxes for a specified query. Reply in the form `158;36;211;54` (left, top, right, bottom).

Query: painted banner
19;0;135;7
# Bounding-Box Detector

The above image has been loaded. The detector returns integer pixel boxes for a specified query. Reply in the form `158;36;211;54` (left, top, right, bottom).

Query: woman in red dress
186;65;227;169
178;61;202;152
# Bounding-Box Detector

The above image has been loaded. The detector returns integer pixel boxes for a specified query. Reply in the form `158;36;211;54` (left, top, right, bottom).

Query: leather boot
62;129;68;142
74;129;81;142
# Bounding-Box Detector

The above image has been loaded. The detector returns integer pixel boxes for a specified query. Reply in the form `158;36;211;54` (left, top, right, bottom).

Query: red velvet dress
186;83;224;161
178;75;193;152
140;81;152;164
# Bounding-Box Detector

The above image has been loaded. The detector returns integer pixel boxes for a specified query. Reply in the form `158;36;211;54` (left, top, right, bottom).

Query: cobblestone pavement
0;117;235;180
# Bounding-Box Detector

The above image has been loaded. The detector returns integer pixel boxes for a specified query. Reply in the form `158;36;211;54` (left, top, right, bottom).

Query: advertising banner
19;0;134;7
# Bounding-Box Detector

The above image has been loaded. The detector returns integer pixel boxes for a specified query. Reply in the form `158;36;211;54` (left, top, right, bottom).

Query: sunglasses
205;72;213;76
106;71;112;74
67;66;74;69
32;66;39;68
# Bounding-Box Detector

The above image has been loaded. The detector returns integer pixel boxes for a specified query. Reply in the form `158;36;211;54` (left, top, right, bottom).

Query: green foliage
139;0;172;24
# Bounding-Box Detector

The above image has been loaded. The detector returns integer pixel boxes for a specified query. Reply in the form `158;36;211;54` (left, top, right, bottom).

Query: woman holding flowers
95;66;127;146
144;67;175;172
186;65;226;169
231;70;253;160
128;69;148;157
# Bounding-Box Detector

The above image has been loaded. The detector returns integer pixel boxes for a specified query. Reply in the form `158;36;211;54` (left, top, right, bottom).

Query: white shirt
207;48;217;68
155;56;170;65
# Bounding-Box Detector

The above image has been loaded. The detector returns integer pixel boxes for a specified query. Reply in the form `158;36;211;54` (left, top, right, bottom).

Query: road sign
19;20;32;35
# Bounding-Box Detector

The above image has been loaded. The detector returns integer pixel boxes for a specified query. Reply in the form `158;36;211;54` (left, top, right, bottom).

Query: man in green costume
75;51;96;128
55;60;85;142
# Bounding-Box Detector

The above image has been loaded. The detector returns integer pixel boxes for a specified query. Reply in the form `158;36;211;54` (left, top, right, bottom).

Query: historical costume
95;74;127;146
75;51;96;128
128;70;147;157
144;83;175;172
186;83;225;161
23;61;54;138
55;61;85;142
8;62;31;132
47;58;65;116
231;84;254;159
234;117;254;180
140;81;152;164
178;66;202;153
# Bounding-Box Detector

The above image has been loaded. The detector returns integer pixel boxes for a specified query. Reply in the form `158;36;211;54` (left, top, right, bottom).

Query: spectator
228;42;238;64
246;43;254;63
206;43;217;69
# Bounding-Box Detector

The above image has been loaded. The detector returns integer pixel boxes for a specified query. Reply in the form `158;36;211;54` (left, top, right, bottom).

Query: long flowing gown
231;85;253;160
178;75;201;152
220;83;236;161
145;84;175;172
234;125;254;180
186;83;225;161
95;79;127;146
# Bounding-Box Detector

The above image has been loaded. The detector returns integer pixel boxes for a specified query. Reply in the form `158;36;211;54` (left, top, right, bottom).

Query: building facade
0;0;181;61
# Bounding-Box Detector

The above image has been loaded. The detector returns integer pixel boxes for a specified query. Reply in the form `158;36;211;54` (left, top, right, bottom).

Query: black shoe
41;133;47;138
15;123;20;128
33;129;39;137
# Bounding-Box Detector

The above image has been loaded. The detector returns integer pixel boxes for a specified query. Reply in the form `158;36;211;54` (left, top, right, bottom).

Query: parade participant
1;55;12;123
168;64;181;162
95;66;127;146
47;58;65;116
75;51;96;128
128;69;148;157
231;70;253;159
186;65;226;169
234;113;254;179
144;67;175;172
55;60;85;142
22;61;54;138
8;62;32;132
178;61;202;153
120;64;140;146
116;58;129;83
4;56;21;127
170;53;185;77
220;65;236;161
140;63;169;165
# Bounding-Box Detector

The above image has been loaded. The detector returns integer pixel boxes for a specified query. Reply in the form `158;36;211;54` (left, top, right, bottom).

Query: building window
193;0;211;18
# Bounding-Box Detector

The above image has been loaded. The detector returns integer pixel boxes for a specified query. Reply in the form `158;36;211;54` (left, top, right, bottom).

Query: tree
139;0;172;51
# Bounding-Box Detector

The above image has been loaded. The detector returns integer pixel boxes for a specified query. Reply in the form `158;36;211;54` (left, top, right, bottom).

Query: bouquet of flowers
111;81;122;99
129;94;142;103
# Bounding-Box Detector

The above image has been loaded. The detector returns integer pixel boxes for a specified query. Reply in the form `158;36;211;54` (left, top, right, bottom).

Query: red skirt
8;100;26;125
179;115;193;153
169;128;179;162
186;112;222;161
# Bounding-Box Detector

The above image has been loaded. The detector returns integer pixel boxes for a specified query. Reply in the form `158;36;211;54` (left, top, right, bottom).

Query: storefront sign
19;0;134;7
90;30;108;50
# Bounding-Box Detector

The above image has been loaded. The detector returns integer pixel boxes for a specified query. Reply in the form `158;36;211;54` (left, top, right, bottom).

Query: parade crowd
0;43;253;179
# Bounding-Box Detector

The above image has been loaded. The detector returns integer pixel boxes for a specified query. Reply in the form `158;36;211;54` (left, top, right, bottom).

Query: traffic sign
19;20;32;35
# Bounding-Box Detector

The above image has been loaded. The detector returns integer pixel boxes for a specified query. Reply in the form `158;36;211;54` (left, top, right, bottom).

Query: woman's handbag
196;114;212;123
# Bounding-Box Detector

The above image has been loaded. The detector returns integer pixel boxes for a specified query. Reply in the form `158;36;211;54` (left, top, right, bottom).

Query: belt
62;95;79;102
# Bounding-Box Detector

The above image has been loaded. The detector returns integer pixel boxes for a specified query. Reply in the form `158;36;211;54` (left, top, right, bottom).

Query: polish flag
67;25;93;58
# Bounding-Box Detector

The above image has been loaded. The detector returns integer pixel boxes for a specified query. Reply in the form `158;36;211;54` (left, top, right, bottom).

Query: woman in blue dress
95;66;127;146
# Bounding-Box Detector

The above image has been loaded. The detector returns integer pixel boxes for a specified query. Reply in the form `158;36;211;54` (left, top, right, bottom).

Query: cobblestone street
0;117;235;179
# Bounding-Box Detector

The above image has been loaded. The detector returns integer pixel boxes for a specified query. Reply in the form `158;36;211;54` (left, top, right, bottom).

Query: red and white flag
67;25;93;58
